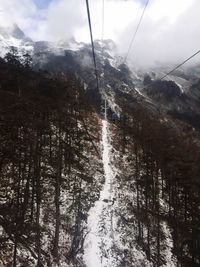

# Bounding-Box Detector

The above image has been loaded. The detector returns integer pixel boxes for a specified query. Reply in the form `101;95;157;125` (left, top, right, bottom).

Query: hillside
0;24;200;267
0;59;103;266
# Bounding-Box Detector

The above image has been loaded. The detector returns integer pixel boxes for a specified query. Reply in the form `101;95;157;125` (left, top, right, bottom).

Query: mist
0;0;200;67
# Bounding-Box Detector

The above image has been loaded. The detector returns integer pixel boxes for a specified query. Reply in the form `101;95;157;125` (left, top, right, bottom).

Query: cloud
0;0;37;29
0;0;200;67
30;0;87;42
111;0;200;67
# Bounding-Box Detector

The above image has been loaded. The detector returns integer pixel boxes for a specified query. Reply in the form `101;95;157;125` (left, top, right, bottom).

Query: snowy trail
83;120;116;267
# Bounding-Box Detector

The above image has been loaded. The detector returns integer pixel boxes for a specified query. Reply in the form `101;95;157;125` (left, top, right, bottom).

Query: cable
101;0;105;45
85;0;99;91
143;50;200;90
101;0;105;94
101;0;105;70
124;0;150;63
159;50;200;80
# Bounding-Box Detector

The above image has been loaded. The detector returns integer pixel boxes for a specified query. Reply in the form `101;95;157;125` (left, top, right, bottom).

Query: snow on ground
158;175;177;267
135;87;146;98
174;82;184;93
83;120;177;267
161;222;177;267
0;35;33;58
135;87;155;105
83;120;117;267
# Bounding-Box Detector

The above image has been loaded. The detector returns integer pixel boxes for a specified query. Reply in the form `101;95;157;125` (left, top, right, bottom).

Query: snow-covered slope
0;24;34;57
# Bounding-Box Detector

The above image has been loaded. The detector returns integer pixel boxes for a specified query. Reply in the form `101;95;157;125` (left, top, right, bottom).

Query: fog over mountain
0;0;200;67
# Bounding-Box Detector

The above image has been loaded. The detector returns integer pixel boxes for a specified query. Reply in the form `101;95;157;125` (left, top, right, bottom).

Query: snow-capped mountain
0;24;34;57
1;24;200;130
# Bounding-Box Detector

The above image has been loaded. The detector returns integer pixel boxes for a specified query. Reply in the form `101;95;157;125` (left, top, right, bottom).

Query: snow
83;120;116;267
135;87;146;98
0;34;34;58
161;222;177;267
158;173;177;267
163;75;191;93
132;71;142;81
135;87;155;105
109;57;119;69
56;40;84;53
84;119;175;267
174;81;184;93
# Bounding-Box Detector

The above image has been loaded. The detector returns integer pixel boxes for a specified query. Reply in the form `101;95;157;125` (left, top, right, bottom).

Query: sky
0;0;200;67
34;0;52;9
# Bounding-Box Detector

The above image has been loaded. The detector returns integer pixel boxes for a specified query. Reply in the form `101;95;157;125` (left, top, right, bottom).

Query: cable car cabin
112;113;119;123
99;110;119;123
99;111;104;119
99;101;119;123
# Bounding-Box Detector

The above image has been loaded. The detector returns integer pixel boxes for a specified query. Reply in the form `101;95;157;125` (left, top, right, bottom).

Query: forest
0;49;200;267
0;54;103;266
113;94;200;266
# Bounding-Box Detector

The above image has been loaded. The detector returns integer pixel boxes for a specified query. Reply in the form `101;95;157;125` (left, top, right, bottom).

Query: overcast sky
0;0;200;66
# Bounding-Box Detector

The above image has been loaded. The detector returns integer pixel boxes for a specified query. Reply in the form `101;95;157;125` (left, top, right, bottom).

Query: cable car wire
101;0;105;95
101;0;105;45
85;0;99;90
144;49;200;90
124;0;150;63
159;50;200;80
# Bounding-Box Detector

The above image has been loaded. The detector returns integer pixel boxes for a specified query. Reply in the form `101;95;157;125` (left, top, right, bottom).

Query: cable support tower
124;0;150;64
85;0;99;91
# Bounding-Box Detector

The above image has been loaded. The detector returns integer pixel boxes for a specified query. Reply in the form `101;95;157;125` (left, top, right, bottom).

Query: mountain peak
9;23;26;40
0;23;30;41
0;23;33;58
